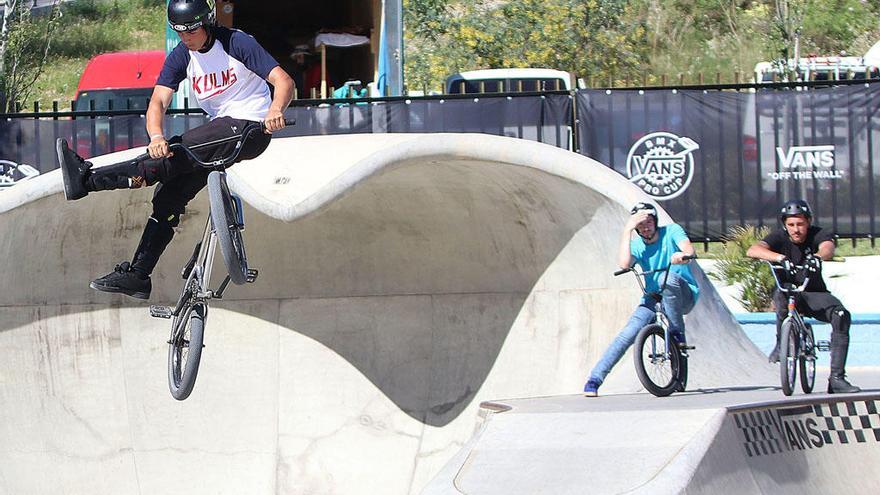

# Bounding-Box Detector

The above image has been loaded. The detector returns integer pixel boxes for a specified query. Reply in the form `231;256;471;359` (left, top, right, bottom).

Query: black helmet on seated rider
778;199;812;223
167;0;216;33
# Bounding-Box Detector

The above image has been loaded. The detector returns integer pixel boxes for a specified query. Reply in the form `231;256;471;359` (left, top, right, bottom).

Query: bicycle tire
779;319;798;396
677;353;689;392
633;324;681;397
208;171;248;285
168;303;206;401
799;323;816;394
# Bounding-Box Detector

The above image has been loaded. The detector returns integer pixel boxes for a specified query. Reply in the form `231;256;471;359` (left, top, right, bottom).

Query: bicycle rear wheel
208;171;248;285
799;323;816;394
633;324;681;397
779;319;798;396
168;302;206;401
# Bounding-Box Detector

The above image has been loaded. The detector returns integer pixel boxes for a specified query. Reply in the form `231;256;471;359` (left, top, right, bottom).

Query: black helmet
630;202;657;219
168;0;216;32
779;199;812;223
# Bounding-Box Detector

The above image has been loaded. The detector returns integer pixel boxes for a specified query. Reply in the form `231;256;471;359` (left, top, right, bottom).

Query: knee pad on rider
830;307;851;334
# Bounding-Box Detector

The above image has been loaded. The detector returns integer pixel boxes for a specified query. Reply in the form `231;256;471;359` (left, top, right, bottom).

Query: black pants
89;117;272;277
773;289;852;378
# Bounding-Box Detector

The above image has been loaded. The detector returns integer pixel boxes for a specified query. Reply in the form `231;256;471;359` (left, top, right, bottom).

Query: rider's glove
777;256;797;276
805;254;822;273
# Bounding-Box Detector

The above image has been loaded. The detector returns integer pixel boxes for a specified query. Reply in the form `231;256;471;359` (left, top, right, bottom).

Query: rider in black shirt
747;199;860;394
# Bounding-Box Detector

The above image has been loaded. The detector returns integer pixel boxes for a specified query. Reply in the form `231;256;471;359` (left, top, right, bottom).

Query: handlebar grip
682;254;697;261
613;268;631;276
261;118;297;131
134;141;184;162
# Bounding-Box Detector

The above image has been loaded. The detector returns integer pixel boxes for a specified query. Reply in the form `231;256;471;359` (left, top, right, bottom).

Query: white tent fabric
314;32;370;48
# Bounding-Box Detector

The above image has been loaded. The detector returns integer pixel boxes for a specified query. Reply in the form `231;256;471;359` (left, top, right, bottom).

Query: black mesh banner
0;93;571;177
577;85;880;240
0;114;208;174
278;94;572;149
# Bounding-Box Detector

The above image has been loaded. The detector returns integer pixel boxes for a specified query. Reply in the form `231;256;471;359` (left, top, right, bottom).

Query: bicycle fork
149;216;232;320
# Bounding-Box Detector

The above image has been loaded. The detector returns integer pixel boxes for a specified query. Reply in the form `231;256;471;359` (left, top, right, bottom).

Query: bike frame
617;255;694;362
151;123;268;325
765;260;812;355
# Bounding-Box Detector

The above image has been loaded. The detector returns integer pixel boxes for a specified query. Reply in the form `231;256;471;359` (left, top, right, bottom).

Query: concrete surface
424;370;880;494
1;133;773;494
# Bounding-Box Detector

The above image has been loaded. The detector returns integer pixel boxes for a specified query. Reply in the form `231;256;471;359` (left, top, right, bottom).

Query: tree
772;0;806;78
404;0;648;91
0;1;61;112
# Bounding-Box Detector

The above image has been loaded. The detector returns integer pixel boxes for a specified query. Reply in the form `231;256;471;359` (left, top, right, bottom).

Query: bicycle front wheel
168;302;206;401
633;324;681;397
779;319;798;396
799;323;816;394
208;171;248;285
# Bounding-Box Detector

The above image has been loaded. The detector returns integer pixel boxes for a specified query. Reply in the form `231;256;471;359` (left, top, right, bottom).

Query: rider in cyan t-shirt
583;202;699;397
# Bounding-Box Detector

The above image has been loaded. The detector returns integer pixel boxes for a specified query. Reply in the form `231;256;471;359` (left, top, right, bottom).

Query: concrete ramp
427;390;880;494
0;133;771;494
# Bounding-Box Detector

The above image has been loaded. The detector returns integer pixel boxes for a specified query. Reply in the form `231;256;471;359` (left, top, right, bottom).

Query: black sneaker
56;138;92;201
89;262;151;300
827;375;861;394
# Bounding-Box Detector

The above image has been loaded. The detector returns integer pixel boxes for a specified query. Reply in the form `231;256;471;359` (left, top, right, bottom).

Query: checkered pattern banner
813;400;880;445
733;399;880;457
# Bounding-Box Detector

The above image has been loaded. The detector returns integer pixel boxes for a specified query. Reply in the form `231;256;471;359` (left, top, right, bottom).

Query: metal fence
1;81;877;243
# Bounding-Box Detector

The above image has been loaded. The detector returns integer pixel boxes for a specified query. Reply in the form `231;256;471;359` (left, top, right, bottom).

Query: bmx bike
147;119;294;400
764;259;830;396
614;254;696;397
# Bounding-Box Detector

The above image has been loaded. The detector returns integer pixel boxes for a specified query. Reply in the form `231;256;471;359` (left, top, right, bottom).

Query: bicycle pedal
246;268;259;283
816;340;831;352
149;305;173;319
677;343;696;350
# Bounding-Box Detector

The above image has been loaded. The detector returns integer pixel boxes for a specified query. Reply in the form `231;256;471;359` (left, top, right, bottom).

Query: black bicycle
615;255;696;397
764;259;830;396
147;119;293;400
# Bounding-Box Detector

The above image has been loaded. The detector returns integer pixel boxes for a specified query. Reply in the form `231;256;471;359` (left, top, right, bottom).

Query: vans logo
734;400;880;458
770;145;844;180
626;132;698;201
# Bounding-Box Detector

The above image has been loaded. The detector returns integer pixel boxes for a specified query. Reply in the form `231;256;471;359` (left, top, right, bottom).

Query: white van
445;68;573;94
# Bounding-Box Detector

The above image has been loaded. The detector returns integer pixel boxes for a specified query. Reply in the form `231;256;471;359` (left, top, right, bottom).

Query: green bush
51;0;165;59
709;225;776;312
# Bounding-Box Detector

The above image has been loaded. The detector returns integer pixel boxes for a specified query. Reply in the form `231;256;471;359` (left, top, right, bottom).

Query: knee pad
830;307;851;333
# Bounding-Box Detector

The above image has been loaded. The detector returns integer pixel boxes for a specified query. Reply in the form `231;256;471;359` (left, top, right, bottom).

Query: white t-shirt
157;26;278;121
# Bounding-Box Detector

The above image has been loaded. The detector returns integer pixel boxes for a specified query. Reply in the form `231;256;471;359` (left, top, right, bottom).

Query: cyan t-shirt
630;223;700;300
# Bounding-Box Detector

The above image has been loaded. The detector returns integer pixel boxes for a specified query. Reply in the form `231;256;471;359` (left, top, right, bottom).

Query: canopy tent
314;33;371;98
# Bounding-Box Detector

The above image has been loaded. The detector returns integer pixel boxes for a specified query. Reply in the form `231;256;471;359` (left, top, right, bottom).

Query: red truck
74;50;165;111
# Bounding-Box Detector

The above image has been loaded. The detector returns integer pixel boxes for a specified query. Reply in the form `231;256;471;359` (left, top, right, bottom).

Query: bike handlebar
613;254;697;277
764;259;812;293
134;118;296;167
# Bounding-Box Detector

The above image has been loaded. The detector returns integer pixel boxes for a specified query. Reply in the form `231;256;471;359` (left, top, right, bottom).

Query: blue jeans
588;272;696;385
